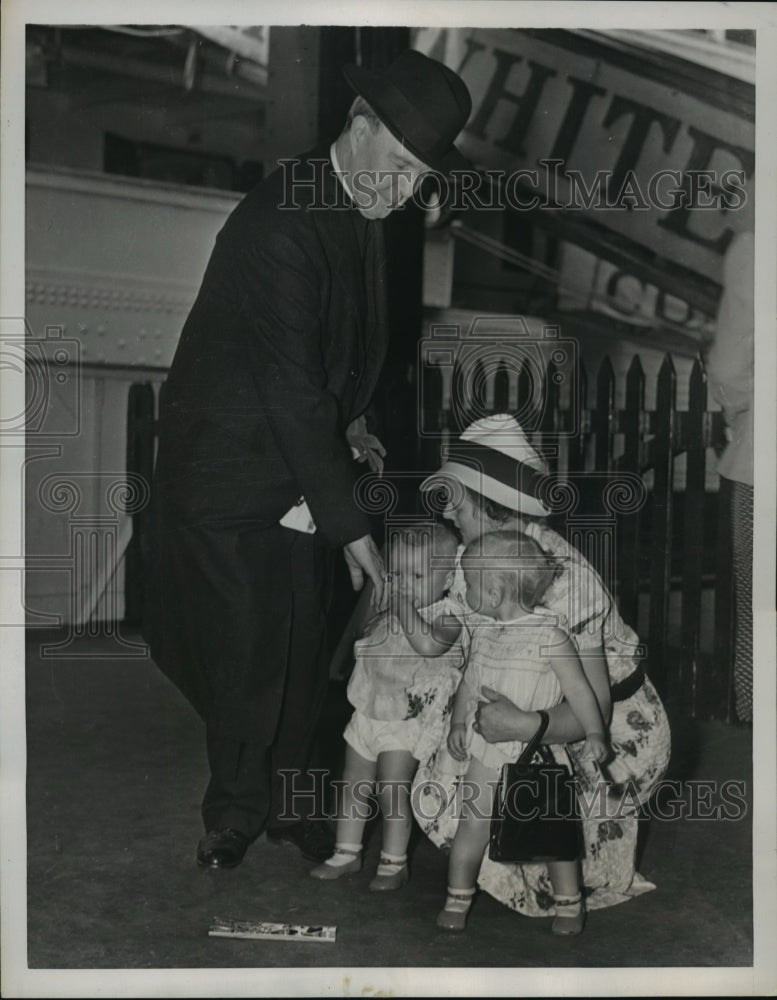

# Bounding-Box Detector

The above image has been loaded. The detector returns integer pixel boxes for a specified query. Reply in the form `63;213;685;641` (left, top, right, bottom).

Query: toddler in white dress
311;522;464;890
439;529;608;934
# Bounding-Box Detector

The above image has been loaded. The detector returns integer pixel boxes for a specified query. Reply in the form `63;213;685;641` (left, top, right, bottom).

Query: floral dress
346;596;465;763
411;524;672;916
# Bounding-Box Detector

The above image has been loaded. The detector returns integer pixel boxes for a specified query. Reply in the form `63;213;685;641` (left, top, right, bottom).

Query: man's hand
475;686;534;743
344;534;387;611
346;415;387;475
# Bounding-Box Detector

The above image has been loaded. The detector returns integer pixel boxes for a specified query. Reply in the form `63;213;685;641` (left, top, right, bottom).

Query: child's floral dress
347;596;465;762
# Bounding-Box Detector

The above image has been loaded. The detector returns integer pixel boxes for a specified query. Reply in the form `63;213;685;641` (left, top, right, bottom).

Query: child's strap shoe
309;845;362;880
436;887;476;931
368;853;409;892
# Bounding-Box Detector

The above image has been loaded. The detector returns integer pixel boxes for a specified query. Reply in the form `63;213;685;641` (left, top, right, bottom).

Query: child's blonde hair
463;529;563;610
389;520;458;581
391;520;458;557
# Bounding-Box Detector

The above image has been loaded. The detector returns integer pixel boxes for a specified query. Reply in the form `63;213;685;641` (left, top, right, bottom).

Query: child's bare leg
376;750;417;856
547;860;579;898
448;757;498;888
370;749;418;890
310;744;375;879
547;859;585;936
437;757;498;929
336;744;377;845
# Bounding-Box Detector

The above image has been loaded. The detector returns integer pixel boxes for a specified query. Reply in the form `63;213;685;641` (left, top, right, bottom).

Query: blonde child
311;522;463;889
439;529;608;935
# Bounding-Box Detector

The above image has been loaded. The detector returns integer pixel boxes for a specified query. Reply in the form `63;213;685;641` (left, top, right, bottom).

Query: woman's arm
475;643;611;744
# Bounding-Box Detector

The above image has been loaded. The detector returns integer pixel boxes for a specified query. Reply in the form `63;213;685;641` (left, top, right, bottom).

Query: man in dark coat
144;50;472;869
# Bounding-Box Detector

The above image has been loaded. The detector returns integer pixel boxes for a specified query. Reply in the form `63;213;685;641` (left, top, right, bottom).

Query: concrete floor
24;627;754;982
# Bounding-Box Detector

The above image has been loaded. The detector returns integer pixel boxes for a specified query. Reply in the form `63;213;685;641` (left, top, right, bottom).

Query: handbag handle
516;710;550;765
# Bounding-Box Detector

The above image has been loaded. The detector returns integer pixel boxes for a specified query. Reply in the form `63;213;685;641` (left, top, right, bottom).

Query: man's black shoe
266;819;335;862
197;828;250;869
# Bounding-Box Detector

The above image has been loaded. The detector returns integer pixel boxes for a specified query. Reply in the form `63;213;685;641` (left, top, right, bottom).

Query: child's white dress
463;613;566;771
345;596;464;762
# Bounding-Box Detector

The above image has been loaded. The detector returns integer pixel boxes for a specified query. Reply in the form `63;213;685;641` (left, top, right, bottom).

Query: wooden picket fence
126;347;736;720
417;349;735;720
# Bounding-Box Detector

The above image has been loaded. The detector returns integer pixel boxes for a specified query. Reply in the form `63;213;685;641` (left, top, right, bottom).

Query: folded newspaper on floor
209;917;336;942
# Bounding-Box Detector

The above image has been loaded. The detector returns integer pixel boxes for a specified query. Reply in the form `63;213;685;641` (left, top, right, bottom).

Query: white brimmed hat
420;414;550;517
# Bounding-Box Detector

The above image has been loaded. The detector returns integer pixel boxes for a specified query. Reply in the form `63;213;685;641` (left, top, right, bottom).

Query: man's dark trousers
200;525;334;839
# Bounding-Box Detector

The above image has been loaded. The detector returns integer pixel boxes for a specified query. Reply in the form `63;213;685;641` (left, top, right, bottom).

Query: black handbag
488;710;583;863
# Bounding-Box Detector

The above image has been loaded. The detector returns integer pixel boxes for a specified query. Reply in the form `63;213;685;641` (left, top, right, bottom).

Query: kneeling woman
412;414;671;919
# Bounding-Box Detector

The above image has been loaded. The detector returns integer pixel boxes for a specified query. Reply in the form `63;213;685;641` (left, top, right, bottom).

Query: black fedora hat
343;49;472;174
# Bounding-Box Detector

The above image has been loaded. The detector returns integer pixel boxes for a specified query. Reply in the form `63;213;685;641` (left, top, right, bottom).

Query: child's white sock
376;852;407;877
323;842;362;867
